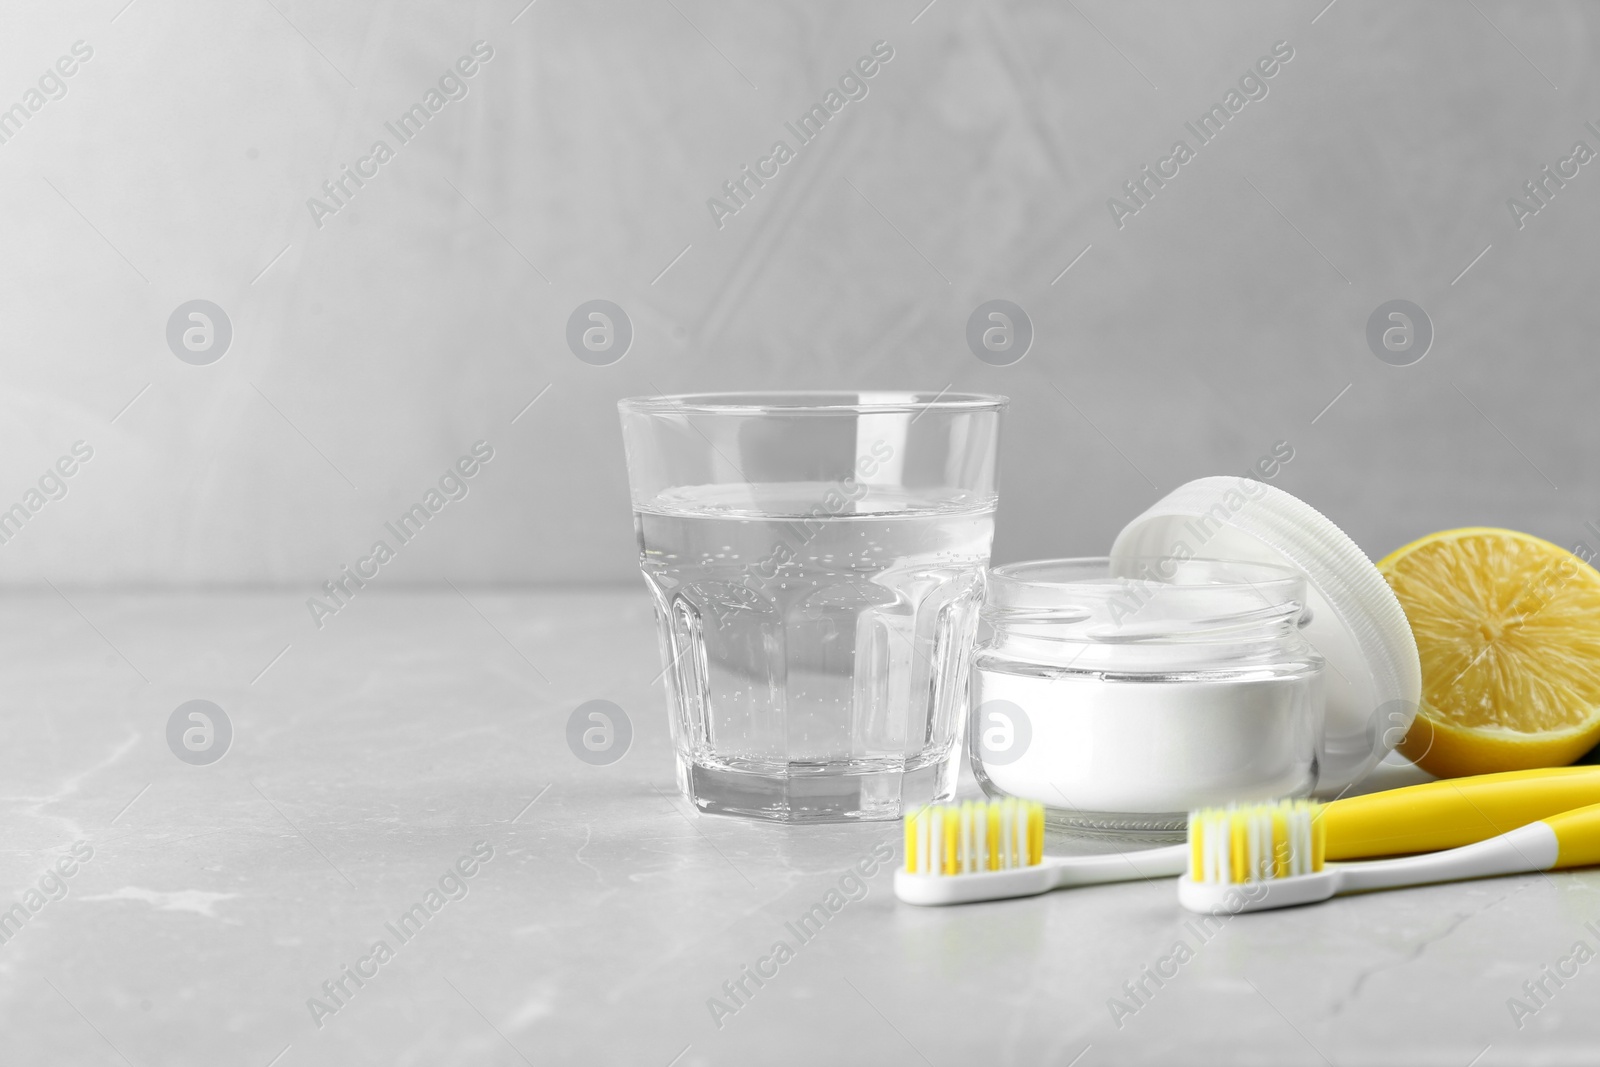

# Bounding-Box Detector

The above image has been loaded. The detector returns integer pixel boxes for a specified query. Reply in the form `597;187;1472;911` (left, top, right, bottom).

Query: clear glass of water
619;392;1006;822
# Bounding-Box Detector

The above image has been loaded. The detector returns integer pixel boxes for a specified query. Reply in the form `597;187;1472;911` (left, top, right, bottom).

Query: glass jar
970;556;1325;840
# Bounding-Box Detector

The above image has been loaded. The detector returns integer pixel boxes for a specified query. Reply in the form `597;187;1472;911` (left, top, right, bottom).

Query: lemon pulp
1377;528;1600;777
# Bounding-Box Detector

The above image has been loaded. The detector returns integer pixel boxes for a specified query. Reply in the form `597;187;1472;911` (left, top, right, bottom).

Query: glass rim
984;556;1312;638
988;555;1307;605
617;390;1009;416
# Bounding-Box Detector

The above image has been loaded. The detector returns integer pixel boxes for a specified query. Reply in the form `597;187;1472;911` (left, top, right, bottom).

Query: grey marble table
2;589;1595;1066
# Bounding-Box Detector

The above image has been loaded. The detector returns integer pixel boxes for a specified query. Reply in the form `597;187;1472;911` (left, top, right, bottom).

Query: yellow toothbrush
896;766;1600;906
1181;793;1600;913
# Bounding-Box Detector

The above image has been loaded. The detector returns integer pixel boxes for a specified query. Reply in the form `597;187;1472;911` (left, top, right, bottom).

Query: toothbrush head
1179;799;1339;913
895;798;1051;906
903;798;1045;876
895;798;1193;906
1187;799;1326;883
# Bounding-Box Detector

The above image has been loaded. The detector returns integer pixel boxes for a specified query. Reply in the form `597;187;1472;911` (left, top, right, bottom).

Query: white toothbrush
894;799;1186;906
1179;798;1600;914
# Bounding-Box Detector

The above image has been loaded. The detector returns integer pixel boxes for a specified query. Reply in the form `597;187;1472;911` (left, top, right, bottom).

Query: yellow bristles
903;798;1046;876
1190;817;1205;878
1029;802;1044;865
1229;813;1247;884
1272;807;1290;880
1187;799;1325;885
904;811;917;874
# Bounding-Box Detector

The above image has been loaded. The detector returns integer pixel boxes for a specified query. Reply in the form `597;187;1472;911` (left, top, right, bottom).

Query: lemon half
1377;527;1600;778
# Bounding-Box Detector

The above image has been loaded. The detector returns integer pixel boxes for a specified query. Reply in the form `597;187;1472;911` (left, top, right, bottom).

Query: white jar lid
1109;476;1422;796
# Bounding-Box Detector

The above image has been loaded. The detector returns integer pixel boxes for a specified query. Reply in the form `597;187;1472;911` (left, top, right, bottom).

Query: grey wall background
3;0;1597;588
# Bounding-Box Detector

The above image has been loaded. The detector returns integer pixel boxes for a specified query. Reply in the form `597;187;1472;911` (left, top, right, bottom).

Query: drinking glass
618;391;1005;822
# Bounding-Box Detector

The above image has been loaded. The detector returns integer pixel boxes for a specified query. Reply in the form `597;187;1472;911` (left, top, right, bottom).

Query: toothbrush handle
1324;765;1600;860
1331;798;1600;896
1046;843;1187;888
1543;802;1600;869
1334;822;1558;895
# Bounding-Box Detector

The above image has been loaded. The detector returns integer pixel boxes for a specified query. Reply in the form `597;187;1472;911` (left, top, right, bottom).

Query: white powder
974;667;1319;814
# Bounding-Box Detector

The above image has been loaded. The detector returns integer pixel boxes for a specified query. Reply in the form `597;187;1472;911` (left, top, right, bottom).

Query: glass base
679;753;957;823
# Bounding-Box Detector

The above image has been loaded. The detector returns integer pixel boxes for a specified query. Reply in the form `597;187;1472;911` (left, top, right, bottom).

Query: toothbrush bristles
904;799;1045;876
1186;799;1326;885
